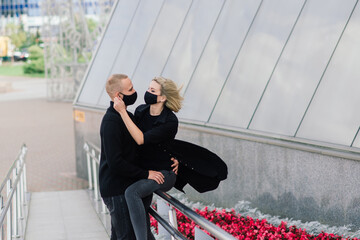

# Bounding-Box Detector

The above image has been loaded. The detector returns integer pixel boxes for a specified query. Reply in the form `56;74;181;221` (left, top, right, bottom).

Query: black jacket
169;139;228;193
99;102;148;198
135;104;178;171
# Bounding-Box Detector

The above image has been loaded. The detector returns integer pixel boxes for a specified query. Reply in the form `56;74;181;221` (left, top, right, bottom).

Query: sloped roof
74;0;360;148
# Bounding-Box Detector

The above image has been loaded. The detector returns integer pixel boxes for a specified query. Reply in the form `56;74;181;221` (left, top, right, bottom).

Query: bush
23;45;44;74
23;58;44;74
27;45;43;60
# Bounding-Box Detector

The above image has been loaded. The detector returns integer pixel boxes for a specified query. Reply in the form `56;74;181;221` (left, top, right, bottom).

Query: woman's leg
125;171;176;240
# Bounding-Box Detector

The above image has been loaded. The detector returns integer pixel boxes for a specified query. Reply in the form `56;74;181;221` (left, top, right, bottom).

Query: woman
114;76;183;240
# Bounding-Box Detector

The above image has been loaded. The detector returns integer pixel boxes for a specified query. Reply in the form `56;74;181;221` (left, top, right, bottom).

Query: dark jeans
103;194;155;240
125;170;176;240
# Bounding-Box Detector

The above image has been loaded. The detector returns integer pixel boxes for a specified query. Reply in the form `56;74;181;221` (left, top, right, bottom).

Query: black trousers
103;194;155;240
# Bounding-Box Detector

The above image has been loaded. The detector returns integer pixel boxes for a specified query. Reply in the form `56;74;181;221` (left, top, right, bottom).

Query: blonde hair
106;74;128;99
153;77;183;112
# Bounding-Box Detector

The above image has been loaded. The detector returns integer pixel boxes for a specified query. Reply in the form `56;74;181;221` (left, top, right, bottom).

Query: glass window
296;3;360;146
161;0;225;93
209;0;305;128
129;0;193;108
248;0;356;136
96;0;165;107
77;0;140;105
178;0;262;122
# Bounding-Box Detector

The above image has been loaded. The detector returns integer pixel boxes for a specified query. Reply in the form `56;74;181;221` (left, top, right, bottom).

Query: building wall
175;126;360;228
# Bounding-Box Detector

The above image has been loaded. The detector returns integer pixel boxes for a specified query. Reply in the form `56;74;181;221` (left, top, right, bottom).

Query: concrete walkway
0;76;88;192
25;190;109;240
0;76;105;239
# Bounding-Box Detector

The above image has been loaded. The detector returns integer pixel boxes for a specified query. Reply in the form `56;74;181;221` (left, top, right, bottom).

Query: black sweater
99;102;148;198
135;104;178;171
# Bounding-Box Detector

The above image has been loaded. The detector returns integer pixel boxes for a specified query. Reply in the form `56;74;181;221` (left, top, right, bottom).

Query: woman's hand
171;157;179;175
148;170;164;184
114;96;126;113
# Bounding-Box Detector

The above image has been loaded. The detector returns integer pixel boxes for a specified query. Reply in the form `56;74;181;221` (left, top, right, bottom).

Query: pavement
0;75;108;239
25;190;108;240
0;75;88;192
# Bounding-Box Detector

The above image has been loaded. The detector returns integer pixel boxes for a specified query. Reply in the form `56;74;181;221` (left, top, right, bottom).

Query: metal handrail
84;141;237;240
0;144;28;240
155;191;237;240
148;208;187;240
0;147;25;193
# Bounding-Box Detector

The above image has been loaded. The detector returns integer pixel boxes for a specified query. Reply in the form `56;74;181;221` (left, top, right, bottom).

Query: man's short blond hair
106;74;128;99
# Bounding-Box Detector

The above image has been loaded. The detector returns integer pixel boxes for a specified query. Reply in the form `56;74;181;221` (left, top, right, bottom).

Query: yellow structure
0;36;11;57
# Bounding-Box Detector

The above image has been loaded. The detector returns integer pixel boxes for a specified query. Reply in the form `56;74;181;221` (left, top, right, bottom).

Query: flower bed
150;207;359;240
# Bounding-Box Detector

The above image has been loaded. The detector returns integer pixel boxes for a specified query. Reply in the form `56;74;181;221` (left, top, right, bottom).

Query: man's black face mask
119;91;137;106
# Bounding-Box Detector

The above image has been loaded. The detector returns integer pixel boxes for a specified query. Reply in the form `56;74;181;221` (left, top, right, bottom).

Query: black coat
167;139;228;193
99;102;149;198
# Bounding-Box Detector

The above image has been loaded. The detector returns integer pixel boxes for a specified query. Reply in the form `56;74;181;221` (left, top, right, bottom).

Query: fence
0;144;29;240
84;141;237;240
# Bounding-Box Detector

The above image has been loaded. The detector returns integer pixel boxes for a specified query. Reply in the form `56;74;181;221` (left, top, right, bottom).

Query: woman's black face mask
119;91;137;106
144;91;158;105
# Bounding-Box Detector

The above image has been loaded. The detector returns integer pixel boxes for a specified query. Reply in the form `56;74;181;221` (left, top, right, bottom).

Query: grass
0;62;45;78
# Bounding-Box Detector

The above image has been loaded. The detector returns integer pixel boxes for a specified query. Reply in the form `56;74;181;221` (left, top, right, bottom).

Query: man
99;74;166;240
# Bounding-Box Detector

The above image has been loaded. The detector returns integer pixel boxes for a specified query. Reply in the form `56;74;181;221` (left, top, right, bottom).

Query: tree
6;23;27;49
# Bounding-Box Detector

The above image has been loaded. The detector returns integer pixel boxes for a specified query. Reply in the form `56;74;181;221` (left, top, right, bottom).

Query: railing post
101;198;108;214
12;168;18;238
19;167;24;211
0;195;3;240
22;162;27;194
19;152;25;207
169;208;178;240
157;199;171;239
85;144;93;190
92;149;99;201
16;160;21;234
6;180;12;240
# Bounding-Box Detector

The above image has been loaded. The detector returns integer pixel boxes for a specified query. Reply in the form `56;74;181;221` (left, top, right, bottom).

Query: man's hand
171;157;179;175
148;170;164;184
114;96;126;113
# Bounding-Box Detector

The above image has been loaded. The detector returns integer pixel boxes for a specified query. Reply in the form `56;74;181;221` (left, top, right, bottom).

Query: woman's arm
113;97;144;145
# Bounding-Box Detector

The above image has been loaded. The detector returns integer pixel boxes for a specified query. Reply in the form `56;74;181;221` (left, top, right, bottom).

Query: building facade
73;0;360;229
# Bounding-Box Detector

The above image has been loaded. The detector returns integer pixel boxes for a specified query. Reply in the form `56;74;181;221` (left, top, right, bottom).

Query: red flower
149;207;358;240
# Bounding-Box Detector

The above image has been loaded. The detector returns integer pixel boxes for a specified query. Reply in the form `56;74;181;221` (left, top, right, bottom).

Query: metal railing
84;141;237;240
0;144;29;240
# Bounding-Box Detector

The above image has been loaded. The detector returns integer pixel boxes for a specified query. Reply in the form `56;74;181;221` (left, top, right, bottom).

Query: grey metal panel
353;128;360;148
209;0;305;128
178;0;261;122
97;0;165;107
296;2;360;146
249;0;357;136
77;0;139;105
129;0;193;109
161;0;225;92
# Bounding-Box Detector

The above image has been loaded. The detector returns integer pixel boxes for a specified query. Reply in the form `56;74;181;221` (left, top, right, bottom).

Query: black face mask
144;91;158;105
120;91;137;106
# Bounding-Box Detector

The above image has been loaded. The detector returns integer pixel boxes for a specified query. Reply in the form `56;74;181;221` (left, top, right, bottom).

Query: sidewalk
0;76;107;239
25;190;108;240
0;76;87;191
